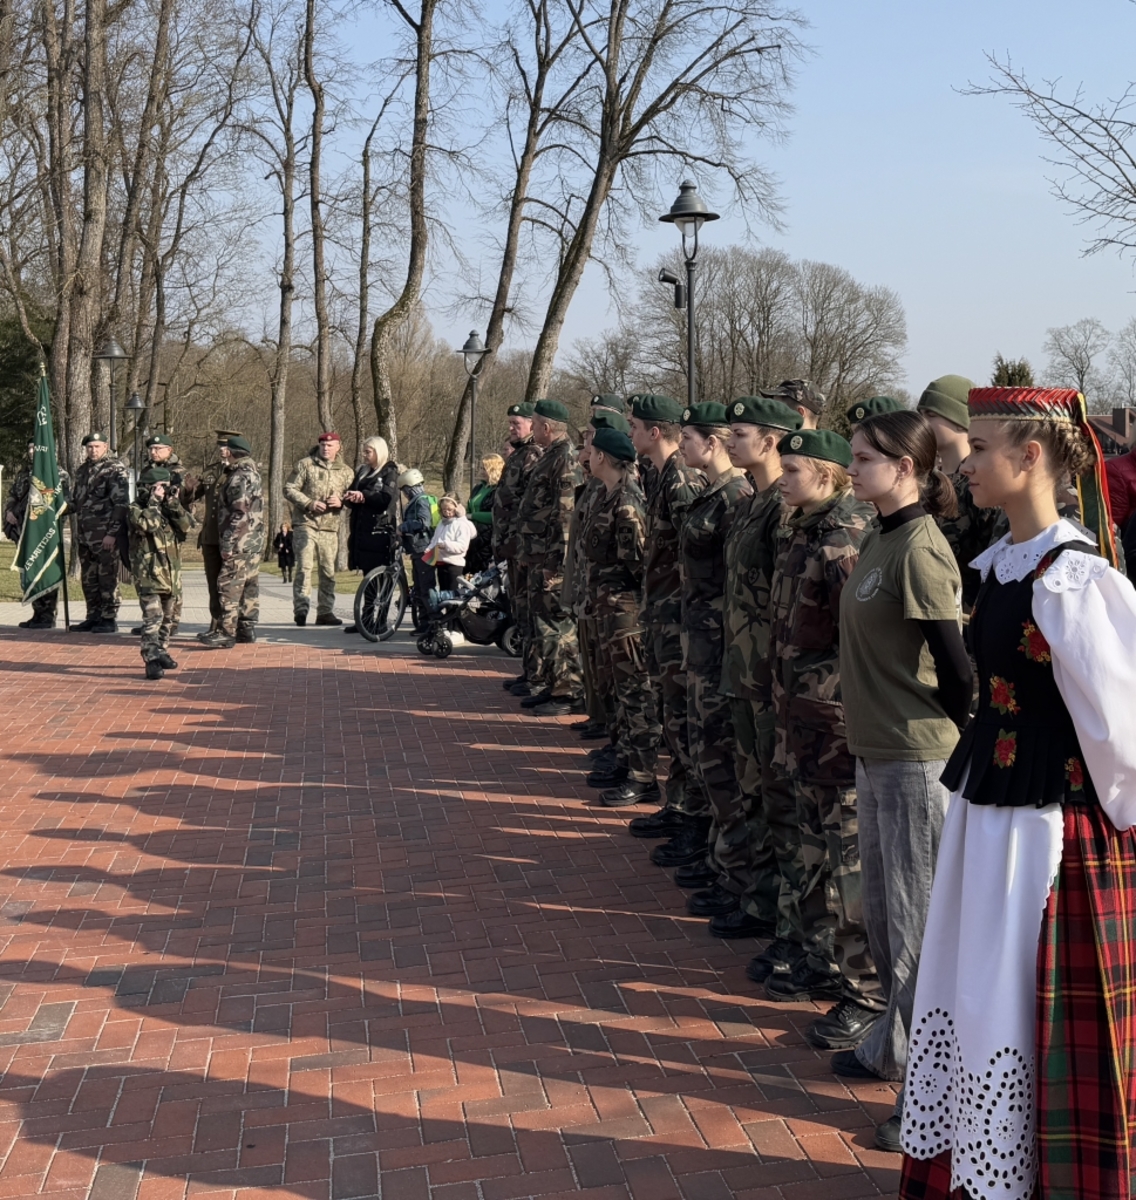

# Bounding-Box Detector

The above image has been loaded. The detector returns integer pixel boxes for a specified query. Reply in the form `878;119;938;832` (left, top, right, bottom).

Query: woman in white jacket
424;495;477;591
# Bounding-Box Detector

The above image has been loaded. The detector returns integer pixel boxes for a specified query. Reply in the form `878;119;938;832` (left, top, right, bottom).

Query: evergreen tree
992;354;1035;386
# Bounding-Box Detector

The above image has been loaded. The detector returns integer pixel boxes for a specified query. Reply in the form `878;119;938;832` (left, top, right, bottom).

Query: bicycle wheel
354;565;408;642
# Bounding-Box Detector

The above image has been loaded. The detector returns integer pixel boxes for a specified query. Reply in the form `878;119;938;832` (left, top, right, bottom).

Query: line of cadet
491;374;995;1056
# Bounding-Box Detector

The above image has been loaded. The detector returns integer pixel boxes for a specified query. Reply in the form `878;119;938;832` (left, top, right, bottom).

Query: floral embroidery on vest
990;676;1020;716
1065;757;1085;792
1019;620;1051;664
994;729;1018;768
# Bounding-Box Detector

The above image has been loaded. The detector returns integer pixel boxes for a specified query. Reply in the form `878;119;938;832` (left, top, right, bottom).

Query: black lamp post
95;337;128;452
658;181;718;409
126;391;146;483
458;330;491;498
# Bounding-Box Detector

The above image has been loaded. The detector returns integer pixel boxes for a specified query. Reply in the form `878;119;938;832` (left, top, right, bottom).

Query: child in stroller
415;563;521;659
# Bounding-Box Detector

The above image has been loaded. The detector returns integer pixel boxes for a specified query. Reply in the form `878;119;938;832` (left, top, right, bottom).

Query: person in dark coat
273;524;295;581
343;436;400;632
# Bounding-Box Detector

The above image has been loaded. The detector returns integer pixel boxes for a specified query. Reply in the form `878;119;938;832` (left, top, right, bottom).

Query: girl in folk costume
900;387;1136;1200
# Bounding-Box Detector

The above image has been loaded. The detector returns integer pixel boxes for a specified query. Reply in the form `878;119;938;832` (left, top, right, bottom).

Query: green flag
13;373;67;603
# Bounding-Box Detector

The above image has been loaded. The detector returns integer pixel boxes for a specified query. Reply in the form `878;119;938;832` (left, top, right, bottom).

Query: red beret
318;432;341;442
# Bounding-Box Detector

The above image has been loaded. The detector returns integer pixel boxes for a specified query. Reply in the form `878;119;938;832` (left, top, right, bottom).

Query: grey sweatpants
853;757;949;1084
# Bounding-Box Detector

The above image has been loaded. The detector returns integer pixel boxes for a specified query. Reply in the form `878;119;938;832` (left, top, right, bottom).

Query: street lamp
95;337;128;452
658;180;719;409
457;330;491;498
126;391;146;483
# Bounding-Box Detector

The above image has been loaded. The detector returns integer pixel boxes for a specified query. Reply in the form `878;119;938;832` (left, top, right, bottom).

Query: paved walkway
0;588;901;1199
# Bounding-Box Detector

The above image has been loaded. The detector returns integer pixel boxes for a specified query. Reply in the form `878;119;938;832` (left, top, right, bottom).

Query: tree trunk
270;130;297;540
303;0;332;431
350;117;380;458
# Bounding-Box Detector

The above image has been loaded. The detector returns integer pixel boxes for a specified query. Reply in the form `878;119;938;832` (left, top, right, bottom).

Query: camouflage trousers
218;554;259;636
683;649;739;876
509;561;543;685
201;542;223;621
138;591;178;662
78;541;120;619
789;778;881;1008
645;619;705;814
528;566;583;699
292;526;338;617
598;613;659;783
725;699;780;919
29;591;58;622
579;616;615;727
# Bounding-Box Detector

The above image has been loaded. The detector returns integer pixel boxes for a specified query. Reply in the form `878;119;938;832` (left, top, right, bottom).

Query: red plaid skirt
900;802;1136;1200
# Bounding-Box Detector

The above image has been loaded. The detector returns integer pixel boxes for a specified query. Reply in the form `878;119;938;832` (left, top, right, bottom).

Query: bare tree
1044;317;1112;405
1110;317;1136;405
303;0;333;431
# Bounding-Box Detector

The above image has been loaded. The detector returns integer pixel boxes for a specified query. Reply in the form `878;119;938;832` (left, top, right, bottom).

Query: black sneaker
686;884;738;917
628;807;687;840
804;998;881;1051
875;1115;902;1154
765;959;844;1003
674;860;717;888
599;780;660;808
745;938;802;984
650;821;710;868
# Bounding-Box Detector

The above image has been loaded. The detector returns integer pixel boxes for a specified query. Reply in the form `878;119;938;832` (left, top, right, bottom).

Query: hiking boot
628;807;687;839
599;780;660;808
198;630;236;650
88;618;118;633
315;612;342;626
649;821;711;868
157;652;178;670
745;938;803;984
804;998;882;1051
765;959;844;1003
145;660;165;680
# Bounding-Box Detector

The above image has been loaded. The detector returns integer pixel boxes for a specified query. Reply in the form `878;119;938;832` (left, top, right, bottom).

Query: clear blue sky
443;0;1136;394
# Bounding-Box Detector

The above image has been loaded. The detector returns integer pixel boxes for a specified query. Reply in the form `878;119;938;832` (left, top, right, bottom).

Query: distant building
1088;407;1136;457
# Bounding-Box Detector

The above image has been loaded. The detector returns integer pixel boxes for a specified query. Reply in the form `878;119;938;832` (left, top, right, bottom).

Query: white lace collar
970;519;1093;584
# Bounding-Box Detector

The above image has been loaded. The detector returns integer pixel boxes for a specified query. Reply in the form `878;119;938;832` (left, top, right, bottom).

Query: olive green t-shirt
840;515;963;761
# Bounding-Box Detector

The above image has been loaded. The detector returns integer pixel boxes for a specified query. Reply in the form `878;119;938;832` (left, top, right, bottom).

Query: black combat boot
685;884;738;917
628;807;687;839
88;618;118;633
235;626;257;644
599;780;660;808
145;660;165;680
199;630;236;650
157;652;178;670
804;999;881;1051
649;819;711;868
709;909;775;940
586;763;628;788
519;689;554;709
531;697;585;717
764;958;843;1003
72;616;98;632
673;860;717;888
294;611;307;626
746;938;804;984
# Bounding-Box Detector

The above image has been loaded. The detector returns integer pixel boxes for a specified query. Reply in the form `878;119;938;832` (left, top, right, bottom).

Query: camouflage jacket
284;453;354;532
938;471;999;611
128;493;192;595
680;467;752;677
72;454;130;547
642;450;706;626
492;436;544;558
183;457;227;546
518;436;581;571
563;474;604;614
769;490;874;786
4;464;69;542
720;479;785;704
582;474;648;626
218;458;266;561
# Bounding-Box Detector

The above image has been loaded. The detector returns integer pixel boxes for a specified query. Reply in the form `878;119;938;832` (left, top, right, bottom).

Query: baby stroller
415;564;521;659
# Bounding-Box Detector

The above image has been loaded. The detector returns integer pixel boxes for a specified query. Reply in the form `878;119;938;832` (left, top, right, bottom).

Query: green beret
777;428;852;468
727;396;803;432
847;395;905;425
589;411;630;434
138;466;171;486
82;432;107;446
680;402;730;428
533;399;569;422
226;434;252;456
630;394;684;424
146;433;174;448
917;374;974;430
506;403;534;418
590;427;636;462
590;393;626;414
760;379;825;415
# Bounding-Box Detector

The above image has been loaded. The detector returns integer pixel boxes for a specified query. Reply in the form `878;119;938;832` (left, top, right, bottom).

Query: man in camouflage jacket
128;466;192;678
71;432;130;632
182;430;239;632
4;440;70;629
200;435;265;649
517;399;583;713
494;403;545;690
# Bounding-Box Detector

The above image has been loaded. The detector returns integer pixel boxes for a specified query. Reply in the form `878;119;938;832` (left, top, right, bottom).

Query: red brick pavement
0;631;901;1199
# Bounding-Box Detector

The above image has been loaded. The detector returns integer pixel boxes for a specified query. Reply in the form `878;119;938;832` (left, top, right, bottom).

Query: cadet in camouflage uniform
583;427;660;806
677;402;753;906
285;432;354;626
71;432;130;632
494;403;545;693
626;395;708;861
517;399;584;715
765;429;881;1016
199;435;264;648
4;440;69;629
708;397;805;948
128;466;192;679
182;430;239;633
131;433;190;638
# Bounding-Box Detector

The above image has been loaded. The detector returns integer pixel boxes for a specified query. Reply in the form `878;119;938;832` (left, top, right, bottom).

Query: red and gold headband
968;386;1117;567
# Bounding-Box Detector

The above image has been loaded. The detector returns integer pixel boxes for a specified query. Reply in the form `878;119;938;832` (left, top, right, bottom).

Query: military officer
71;432;130;632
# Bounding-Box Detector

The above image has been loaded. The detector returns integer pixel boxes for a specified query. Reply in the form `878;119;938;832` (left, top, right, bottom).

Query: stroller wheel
416;635;434;655
434;634;453;659
499;622;522;658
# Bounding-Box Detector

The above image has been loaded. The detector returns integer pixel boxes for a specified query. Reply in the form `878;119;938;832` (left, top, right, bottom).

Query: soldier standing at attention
761;379;826;432
675;403;753;920
707;397;804;950
71;432;130;633
583;427;660;807
4;440;70;630
517;399;584;717
495;403;544;696
625;395;708;864
285;432;354;626
182;430;238;636
200;435;264;649
128;466;191;679
130;433;188;637
764;429;882;1035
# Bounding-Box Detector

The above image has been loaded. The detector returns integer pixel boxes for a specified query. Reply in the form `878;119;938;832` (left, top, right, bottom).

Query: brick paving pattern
0;628;901;1199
